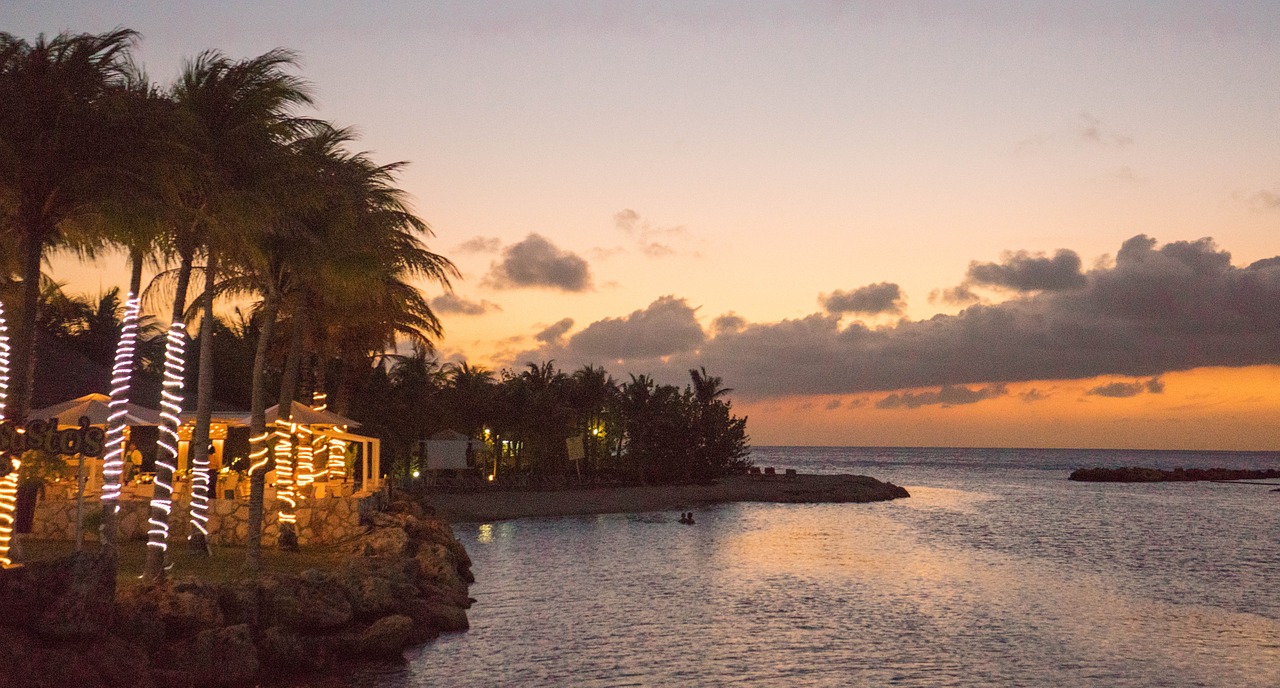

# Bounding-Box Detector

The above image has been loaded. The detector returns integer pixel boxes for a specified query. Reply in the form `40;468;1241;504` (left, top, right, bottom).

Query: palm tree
689;366;731;405
269;127;457;549
570;364;617;473
0;28;138;424
134;47;317;579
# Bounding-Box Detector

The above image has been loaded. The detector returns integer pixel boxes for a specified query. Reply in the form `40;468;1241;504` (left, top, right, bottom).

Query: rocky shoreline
0;501;473;688
422;473;911;522
1069;466;1280;482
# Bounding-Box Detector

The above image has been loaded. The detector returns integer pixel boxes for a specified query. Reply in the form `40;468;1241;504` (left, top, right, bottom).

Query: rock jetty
0;502;473;688
1069;466;1280;482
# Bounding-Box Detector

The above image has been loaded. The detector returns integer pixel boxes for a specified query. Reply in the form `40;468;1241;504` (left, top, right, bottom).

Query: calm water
353;447;1280;687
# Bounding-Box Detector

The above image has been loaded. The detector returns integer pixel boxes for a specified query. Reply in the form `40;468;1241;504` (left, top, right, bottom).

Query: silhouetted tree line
32;292;751;485
355;358;752;486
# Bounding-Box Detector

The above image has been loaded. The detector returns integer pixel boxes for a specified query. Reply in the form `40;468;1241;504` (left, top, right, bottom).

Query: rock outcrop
1069;466;1280;482
0;502;473;687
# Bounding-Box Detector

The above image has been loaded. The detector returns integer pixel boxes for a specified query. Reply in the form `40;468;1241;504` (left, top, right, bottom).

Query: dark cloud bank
511;236;1280;399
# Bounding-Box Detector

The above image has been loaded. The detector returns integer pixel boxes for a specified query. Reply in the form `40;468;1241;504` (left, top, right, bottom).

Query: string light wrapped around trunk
274;421;297;526
148;323;186;554
295;423;314;492
0;301;16;566
0;458;20;567
101;294;141;515
328;437;347;481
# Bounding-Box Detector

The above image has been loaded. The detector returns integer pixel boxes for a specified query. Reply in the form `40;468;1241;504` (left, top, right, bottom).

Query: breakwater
1068;466;1280;482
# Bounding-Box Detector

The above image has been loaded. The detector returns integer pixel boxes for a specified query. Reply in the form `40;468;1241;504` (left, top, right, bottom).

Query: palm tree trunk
245;291;279;573
10;233;45;425
274;311;307;552
143;250;194;584
187;253;218;554
128;247;144;296
98;247;145;556
3;233;47;565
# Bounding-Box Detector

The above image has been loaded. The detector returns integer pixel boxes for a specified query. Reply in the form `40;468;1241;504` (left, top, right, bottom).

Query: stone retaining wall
32;494;370;546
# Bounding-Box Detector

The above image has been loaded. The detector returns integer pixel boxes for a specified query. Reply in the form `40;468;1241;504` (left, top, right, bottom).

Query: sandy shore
421;473;909;522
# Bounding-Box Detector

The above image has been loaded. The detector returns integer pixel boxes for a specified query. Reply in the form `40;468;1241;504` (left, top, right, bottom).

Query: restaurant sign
0;417;107;476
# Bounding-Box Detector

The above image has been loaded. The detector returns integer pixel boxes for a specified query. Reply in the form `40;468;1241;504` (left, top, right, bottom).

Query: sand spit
422;473;910;523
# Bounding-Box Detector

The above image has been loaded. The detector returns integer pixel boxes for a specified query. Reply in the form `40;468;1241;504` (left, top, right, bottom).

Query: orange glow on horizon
737;366;1280;451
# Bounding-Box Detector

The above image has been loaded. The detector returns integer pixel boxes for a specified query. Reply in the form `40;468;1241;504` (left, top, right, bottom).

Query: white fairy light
101;294;141;512
0;301;8;420
148;323;186;553
0;301;14;566
188;429;211;537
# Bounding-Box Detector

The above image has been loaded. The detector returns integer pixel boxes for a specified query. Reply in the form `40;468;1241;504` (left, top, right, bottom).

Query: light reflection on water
350;447;1280;687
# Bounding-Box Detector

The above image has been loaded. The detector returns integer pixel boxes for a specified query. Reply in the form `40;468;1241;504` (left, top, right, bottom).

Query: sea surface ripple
349;446;1280;687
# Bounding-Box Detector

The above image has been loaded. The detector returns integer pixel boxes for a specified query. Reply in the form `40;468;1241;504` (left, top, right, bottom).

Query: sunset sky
8;2;1280;449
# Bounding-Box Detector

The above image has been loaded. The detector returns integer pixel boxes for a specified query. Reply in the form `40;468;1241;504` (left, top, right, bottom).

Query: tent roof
28;393;163;427
195;401;358;429
430;429;471;441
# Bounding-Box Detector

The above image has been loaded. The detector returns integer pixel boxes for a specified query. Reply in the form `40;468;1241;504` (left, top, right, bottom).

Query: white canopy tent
29;392;162;427
186;401;381;494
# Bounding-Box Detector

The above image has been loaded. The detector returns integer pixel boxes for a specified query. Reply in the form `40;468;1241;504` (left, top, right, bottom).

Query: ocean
350;447;1280;687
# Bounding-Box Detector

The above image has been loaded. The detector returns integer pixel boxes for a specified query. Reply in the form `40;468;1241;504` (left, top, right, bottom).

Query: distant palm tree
688;366;731;405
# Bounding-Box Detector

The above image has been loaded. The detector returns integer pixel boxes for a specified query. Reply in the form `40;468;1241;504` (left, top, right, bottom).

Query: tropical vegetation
0;29;750;575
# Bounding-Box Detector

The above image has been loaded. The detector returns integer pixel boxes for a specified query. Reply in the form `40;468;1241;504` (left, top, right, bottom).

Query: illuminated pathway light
148;323;186;554
101;294;141;517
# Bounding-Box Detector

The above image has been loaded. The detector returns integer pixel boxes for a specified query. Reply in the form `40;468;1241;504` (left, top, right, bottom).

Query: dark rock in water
358;613;415;656
1069;466;1280;482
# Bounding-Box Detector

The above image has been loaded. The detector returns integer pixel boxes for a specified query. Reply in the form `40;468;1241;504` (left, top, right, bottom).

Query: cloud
876;384;1008;410
1077;112;1133;148
565;295;705;360
966;249;1087;291
930;283;982;306
430;293;500;316
1086;377;1165;398
613;208;690;259
1020;388;1049;403
484;234;593;292
508;235;1280;401
456;236;502;254
1015;112;1134;154
535;317;575;345
1248;189;1280;211
820;282;905;315
712;312;747;335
